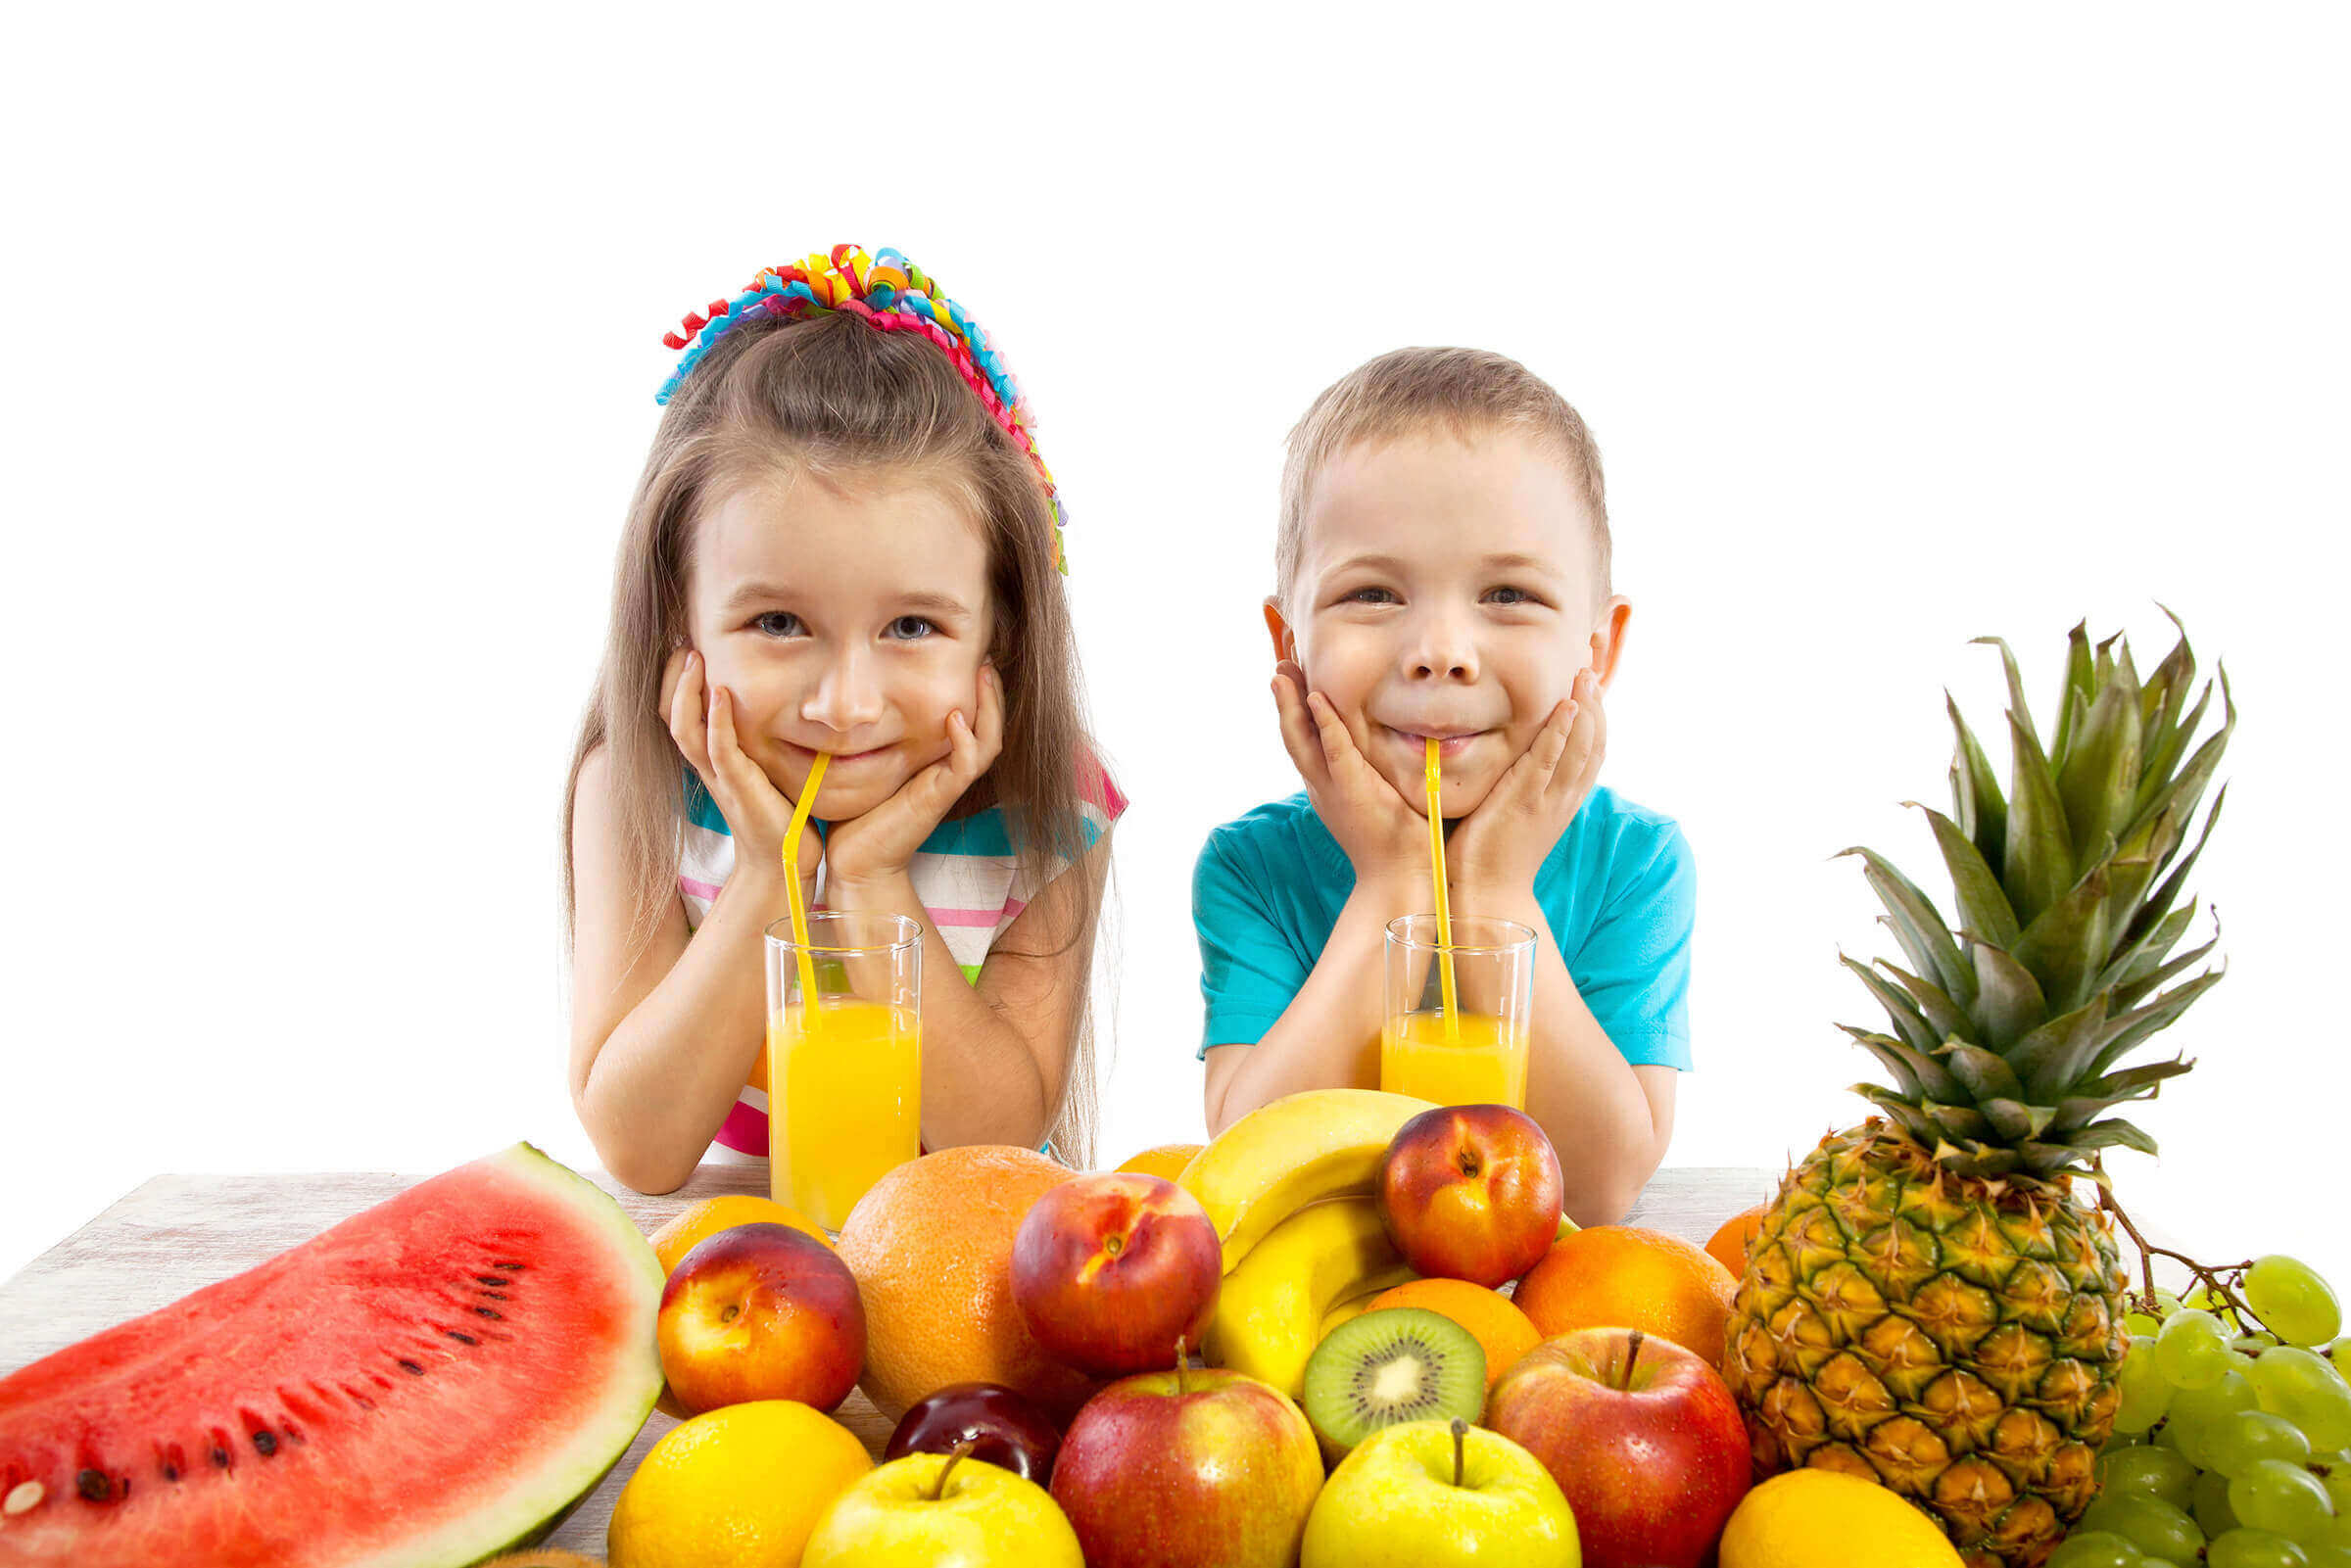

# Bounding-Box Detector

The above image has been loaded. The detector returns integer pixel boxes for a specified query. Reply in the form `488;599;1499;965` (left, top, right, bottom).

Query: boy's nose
1403;614;1480;683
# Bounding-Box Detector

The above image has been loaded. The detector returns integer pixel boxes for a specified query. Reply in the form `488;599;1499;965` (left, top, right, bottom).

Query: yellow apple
802;1448;1083;1568
1303;1417;1579;1568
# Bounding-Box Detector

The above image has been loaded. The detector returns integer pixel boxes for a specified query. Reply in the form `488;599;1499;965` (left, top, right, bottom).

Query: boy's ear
1263;596;1300;667
1592;596;1633;689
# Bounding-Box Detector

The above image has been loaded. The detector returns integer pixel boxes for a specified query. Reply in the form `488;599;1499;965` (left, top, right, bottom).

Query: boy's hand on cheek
662;648;821;885
1450;666;1607;895
826;663;1005;894
1273;662;1429;894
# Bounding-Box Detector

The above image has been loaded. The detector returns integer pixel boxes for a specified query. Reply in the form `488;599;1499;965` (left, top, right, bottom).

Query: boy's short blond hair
1276;347;1610;607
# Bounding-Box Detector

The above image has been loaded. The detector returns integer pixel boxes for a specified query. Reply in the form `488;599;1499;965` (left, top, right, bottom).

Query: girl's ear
1262;596;1300;668
1591;596;1633;689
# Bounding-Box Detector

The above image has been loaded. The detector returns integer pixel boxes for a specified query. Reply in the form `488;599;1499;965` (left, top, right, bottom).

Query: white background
4;9;2346;1303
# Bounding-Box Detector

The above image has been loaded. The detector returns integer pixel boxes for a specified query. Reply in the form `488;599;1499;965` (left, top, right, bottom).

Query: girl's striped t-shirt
679;769;1126;1161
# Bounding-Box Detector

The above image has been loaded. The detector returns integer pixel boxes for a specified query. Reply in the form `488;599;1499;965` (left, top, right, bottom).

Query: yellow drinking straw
781;752;831;1021
1424;738;1461;1042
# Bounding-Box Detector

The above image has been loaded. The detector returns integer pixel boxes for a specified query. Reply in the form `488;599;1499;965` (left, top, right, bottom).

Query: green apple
1302;1417;1579;1568
802;1447;1084;1568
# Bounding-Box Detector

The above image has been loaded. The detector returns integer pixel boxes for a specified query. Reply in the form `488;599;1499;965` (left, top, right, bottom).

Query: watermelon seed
161;1463;178;1482
474;1307;503;1319
252;1431;277;1456
491;1260;526;1269
74;1469;112;1502
211;1447;230;1469
398;1359;425;1375
3;1481;42;1515
474;1274;511;1287
478;1290;508;1300
444;1330;477;1345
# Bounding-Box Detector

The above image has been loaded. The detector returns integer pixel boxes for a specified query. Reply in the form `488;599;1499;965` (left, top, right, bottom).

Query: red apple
656;1221;865;1415
1484;1327;1751;1568
1012;1172;1222;1377
1050;1361;1323;1568
1376;1104;1564;1288
885;1381;1063;1484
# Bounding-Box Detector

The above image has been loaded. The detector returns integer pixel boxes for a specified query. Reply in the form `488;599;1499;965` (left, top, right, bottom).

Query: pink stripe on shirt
715;1099;769;1157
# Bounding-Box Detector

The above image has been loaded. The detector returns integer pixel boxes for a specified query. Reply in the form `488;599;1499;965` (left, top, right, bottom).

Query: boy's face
688;470;994;822
1267;429;1629;818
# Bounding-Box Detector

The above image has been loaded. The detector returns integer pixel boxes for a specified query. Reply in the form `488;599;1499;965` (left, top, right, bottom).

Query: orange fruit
835;1145;1098;1422
649;1194;834;1275
1705;1202;1770;1282
1367;1277;1542;1388
1511;1224;1740;1366
1114;1143;1206;1183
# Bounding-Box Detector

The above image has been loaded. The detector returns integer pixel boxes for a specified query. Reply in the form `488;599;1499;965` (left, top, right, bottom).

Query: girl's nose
801;647;887;734
1403;608;1480;683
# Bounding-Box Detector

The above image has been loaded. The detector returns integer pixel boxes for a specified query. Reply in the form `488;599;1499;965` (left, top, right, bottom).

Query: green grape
2246;1258;2343;1348
2300;1546;2351;1568
2097;1443;2201;1509
2207;1527;2315;1568
2127;1290;2186;1337
2159;1309;2236;1390
2242;1335;2290;1354
2200;1467;2250;1538
2170;1371;2263;1467
2191;1283;2249;1333
2117;1335;2179;1433
2077;1490;2207;1561
2204;1409;2318;1479
2250;1348;2351;1451
2324;1472;2351;1520
2046;1532;2147;1568
2229;1458;2334;1542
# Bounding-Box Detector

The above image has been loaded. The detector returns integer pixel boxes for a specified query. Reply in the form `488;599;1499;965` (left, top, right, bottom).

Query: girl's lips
782;739;891;765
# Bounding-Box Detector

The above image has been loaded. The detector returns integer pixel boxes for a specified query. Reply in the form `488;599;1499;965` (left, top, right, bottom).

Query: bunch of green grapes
2054;1255;2350;1568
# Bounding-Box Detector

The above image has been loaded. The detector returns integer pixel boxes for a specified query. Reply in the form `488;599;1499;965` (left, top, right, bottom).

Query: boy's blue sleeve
1193;832;1310;1060
1572;824;1698;1071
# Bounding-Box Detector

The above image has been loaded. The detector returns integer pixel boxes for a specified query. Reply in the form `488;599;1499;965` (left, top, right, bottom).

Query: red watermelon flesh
0;1144;663;1566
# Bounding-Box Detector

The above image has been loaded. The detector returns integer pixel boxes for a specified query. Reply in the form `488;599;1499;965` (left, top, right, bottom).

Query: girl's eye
885;615;937;641
752;611;804;638
1344;587;1400;605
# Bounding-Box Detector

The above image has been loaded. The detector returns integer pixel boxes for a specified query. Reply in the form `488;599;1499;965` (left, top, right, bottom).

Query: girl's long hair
562;309;1107;1164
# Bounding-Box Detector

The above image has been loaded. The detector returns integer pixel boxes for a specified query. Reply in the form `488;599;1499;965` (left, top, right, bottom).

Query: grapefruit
835;1145;1097;1420
1512;1223;1739;1365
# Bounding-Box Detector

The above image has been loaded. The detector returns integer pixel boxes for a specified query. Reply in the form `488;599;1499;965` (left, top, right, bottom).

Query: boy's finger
1272;673;1327;786
1306;689;1361;773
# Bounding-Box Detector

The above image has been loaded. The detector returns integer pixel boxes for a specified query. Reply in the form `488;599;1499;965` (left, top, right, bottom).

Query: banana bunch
1176;1089;1438;1399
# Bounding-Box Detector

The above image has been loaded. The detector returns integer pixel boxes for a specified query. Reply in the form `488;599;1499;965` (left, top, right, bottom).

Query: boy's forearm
1210;875;1417;1133
1459;881;1665;1226
579;869;783;1192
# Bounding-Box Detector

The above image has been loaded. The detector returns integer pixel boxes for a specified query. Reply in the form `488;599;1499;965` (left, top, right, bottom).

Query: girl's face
688;470;995;822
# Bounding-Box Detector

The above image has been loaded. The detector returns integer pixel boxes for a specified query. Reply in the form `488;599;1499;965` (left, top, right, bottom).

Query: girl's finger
970;666;1007;772
705;685;768;808
670;654;714;782
658;646;691;722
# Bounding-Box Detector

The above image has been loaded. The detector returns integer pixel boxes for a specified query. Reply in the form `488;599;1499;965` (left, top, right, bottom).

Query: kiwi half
1302;1307;1486;1461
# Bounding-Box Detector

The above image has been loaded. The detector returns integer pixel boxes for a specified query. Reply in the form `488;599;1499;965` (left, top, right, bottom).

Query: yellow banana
1316;1212;1574;1341
1202;1196;1417;1399
1177;1088;1437;1273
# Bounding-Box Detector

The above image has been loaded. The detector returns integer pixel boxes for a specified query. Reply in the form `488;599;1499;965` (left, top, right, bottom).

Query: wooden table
0;1163;1778;1554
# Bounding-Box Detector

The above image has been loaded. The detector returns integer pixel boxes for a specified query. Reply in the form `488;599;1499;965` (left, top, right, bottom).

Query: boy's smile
1268;428;1627;817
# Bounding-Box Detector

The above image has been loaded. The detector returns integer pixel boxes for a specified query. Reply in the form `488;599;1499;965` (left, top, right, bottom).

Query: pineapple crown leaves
1837;613;2231;1182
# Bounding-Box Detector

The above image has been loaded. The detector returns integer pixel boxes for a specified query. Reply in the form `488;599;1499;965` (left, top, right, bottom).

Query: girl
564;247;1122;1195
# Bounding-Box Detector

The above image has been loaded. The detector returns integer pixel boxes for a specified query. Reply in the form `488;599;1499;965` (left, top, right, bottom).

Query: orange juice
1381;1009;1527;1108
769;998;922;1231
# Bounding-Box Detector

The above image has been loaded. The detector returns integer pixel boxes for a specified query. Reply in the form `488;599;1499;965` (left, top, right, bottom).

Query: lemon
648;1196;834;1275
1718;1469;1964;1568
607;1402;871;1568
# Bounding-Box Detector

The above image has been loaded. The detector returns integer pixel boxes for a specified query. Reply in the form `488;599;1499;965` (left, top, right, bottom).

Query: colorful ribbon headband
657;245;1068;572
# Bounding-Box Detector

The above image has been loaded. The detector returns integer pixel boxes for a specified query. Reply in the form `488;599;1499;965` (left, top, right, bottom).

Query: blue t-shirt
1192;786;1696;1069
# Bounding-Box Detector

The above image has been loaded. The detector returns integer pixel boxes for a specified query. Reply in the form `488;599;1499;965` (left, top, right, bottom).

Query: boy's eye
752;611;804;638
1343;587;1400;605
1483;586;1538;606
885;615;937;641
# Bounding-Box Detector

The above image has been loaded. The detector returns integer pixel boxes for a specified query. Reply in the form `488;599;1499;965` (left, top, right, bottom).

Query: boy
1193;347;1694;1225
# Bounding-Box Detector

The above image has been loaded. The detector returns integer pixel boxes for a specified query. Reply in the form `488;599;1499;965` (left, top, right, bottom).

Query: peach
656;1221;865;1414
1011;1173;1222;1378
1375;1105;1563;1288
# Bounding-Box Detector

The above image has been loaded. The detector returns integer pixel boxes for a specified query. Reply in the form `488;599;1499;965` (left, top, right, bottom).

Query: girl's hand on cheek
661;648;819;886
1449;667;1607;894
1272;661;1430;892
825;663;1005;894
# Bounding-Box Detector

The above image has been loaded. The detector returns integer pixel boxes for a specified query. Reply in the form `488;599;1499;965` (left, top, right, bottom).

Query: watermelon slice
0;1144;663;1566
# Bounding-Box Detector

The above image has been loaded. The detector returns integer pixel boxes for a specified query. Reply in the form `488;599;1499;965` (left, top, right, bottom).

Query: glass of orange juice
1380;914;1535;1108
764;910;923;1232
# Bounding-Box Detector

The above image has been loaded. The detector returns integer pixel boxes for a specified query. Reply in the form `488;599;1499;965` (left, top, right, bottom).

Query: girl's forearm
578;867;788;1192
1211;876;1415;1134
1459;881;1662;1225
826;870;1056;1149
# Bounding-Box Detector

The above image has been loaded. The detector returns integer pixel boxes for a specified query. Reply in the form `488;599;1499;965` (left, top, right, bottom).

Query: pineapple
1723;618;2232;1568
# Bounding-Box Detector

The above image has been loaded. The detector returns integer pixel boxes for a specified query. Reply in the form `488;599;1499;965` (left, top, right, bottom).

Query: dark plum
883;1380;1062;1483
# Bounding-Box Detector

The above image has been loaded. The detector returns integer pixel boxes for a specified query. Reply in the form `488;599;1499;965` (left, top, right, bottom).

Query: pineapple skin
1723;1120;2129;1568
